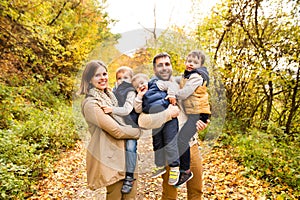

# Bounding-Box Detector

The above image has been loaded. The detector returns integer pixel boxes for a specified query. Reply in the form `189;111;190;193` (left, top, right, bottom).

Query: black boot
121;176;135;194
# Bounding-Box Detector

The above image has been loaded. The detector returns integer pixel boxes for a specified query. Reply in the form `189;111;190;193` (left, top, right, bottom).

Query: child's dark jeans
152;117;180;167
178;113;210;170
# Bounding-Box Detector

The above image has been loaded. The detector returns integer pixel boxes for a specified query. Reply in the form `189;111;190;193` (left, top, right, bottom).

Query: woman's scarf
88;87;118;107
88;87;125;125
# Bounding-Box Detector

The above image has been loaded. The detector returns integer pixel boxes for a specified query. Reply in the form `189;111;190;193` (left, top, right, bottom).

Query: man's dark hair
152;52;171;67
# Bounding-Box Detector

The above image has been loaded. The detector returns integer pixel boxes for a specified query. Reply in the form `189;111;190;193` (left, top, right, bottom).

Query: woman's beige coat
81;96;141;190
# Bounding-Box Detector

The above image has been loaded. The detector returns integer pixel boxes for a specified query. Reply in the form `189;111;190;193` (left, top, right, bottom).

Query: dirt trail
29;130;295;199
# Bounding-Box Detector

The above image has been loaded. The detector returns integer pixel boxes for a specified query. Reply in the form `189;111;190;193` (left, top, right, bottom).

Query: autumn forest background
0;0;299;199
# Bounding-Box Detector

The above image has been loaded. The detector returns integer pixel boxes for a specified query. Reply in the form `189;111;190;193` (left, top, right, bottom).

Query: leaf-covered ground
29;133;298;200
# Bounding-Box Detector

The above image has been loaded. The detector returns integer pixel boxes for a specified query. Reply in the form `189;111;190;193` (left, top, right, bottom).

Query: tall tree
0;0;117;98
194;0;300;133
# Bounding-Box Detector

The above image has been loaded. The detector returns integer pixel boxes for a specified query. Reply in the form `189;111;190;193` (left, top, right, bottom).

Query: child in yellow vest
176;50;210;186
156;50;210;187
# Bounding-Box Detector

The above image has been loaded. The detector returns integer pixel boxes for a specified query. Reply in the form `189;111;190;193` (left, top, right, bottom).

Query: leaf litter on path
29;131;298;199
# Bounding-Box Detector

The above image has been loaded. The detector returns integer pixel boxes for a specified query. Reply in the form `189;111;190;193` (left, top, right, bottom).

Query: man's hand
168;97;177;105
167;104;180;118
101;105;113;114
196;119;210;131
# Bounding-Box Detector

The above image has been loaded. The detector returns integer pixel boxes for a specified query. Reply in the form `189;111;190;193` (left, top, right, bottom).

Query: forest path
29;131;289;199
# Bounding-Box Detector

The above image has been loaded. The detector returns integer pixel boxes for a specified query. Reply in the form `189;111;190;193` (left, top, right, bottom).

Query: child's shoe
174;170;193;187
151;166;166;178
168;167;180;185
121;176;135;194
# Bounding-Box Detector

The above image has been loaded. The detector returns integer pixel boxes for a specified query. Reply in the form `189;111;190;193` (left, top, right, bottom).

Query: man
139;52;208;199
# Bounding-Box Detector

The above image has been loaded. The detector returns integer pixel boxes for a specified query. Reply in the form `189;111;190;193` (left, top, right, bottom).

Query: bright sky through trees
105;0;219;33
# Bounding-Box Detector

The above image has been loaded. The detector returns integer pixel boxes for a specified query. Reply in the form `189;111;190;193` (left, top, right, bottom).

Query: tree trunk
263;80;273;130
285;66;300;134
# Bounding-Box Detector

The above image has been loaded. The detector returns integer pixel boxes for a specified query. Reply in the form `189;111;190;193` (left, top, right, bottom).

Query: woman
79;60;141;199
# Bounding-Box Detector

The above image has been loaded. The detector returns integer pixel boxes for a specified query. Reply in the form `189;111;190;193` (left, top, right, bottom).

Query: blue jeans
152;117;180;167
125;139;137;174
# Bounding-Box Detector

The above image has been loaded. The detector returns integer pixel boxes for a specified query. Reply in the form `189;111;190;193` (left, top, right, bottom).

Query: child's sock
126;172;134;179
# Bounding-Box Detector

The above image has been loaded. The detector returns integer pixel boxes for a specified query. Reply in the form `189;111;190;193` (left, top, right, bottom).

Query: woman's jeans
125;139;137;174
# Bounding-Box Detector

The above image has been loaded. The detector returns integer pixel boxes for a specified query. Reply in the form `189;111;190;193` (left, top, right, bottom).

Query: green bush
227;129;300;196
19;106;78;150
0;130;32;199
0;104;79;199
0;79;63;129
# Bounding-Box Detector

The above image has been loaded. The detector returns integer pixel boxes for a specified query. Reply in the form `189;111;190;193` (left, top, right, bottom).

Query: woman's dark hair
78;60;107;95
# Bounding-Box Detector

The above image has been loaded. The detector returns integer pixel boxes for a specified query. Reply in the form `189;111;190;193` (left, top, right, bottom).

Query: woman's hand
167;104;180;118
196;119;210;131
